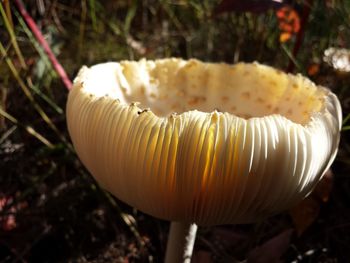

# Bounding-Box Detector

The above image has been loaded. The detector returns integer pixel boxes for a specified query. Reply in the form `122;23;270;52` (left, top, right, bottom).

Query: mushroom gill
67;58;341;226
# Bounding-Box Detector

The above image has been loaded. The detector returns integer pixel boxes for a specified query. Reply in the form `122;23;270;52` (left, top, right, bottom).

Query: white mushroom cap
66;58;341;226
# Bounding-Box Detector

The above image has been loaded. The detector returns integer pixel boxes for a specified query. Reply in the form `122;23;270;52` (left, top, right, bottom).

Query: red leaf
276;6;301;43
276;6;301;33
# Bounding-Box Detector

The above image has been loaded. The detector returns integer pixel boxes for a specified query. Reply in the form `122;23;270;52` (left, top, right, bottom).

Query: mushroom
323;47;350;75
66;58;341;262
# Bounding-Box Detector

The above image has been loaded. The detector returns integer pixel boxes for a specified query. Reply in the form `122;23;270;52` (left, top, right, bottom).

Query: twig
13;0;72;90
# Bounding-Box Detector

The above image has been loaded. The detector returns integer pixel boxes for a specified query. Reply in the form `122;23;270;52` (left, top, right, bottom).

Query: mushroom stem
165;222;198;263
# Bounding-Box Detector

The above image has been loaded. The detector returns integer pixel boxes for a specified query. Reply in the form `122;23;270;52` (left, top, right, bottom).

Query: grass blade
0;41;63;139
13;0;72;90
0;107;54;148
0;1;27;69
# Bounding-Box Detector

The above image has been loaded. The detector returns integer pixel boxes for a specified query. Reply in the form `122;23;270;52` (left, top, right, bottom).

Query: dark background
1;0;350;262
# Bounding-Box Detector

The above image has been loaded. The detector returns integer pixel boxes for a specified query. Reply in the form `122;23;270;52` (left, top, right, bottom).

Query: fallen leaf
290;197;320;237
192;250;213;263
314;170;333;203
290;170;333;236
247;229;293;263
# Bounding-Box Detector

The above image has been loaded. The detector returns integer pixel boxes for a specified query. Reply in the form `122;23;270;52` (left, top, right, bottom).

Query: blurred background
1;0;350;262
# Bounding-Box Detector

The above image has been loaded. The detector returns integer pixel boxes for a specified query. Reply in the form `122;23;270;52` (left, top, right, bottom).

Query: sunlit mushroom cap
66;58;341;226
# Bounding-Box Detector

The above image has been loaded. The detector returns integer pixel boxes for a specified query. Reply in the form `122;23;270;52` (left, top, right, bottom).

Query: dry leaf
290;170;333;236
